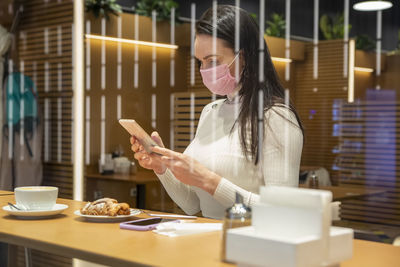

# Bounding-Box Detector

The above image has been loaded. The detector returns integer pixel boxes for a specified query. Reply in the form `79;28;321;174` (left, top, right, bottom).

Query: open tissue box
225;186;353;267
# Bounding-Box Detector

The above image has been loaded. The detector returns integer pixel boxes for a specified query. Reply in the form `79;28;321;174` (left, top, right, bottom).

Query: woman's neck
227;84;241;101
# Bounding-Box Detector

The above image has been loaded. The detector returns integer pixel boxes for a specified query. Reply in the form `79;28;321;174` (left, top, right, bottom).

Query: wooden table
1;191;399;267
299;185;385;201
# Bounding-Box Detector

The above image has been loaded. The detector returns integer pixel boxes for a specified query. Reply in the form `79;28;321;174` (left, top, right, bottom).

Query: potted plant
135;0;179;22
355;34;375;51
320;13;351;40
265;13;285;38
85;0;122;20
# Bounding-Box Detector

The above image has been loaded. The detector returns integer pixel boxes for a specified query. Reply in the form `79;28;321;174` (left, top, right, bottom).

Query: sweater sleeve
213;106;303;208
155;168;200;215
154;101;218;215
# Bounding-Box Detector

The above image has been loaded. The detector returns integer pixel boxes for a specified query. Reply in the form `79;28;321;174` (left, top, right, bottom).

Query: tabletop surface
1;191;399;267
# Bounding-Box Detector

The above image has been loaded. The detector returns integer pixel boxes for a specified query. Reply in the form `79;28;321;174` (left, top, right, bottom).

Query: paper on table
153;221;222;237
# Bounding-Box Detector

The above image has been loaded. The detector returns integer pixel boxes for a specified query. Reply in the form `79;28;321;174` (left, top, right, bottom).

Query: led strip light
85;34;178;49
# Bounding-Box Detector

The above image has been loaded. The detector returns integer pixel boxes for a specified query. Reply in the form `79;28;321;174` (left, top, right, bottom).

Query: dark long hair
196;5;304;165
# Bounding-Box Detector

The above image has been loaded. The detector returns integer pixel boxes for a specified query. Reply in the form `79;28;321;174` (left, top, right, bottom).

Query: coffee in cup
14;186;58;210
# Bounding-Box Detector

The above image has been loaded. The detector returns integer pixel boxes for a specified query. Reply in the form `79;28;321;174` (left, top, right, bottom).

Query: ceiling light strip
355;66;374;72
85;34;178;49
272;57;293;63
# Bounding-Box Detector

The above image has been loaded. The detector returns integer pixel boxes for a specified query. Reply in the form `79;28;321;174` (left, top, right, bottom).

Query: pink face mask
200;54;240;96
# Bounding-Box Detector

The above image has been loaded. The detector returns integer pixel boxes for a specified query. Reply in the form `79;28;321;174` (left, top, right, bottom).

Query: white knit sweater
156;98;303;219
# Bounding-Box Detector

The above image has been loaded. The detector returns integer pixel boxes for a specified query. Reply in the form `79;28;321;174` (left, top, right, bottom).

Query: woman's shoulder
265;104;300;127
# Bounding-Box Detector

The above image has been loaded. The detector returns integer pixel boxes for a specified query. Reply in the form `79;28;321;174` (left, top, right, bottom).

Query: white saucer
3;204;69;218
74;209;140;222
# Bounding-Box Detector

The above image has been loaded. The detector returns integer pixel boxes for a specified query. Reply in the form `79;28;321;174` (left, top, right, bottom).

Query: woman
130;5;303;219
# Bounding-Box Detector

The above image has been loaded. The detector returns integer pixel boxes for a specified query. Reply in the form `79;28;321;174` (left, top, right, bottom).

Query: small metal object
309;171;319;188
8;202;21;210
24;247;32;267
221;192;252;262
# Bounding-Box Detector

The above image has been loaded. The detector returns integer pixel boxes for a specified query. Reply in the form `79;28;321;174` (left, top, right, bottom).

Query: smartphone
119;119;160;155
120;217;178;231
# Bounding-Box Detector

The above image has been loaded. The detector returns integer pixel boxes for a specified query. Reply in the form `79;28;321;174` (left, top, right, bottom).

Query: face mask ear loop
228;52;240;68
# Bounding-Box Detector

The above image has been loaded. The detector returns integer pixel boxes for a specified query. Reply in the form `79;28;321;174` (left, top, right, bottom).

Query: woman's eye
205;59;218;69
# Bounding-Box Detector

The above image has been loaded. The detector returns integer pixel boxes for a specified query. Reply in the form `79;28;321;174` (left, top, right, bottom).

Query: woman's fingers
131;140;144;153
152;146;182;159
134;151;149;160
130;136;135;145
151;131;165;147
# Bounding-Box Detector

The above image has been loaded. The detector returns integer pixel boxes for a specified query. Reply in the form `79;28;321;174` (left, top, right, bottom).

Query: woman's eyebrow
203;54;219;60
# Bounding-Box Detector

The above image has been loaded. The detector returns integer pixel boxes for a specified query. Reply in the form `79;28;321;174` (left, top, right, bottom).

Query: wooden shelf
85;170;159;184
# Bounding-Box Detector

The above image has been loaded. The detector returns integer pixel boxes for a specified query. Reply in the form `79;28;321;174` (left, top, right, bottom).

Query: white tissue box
226;226;353;267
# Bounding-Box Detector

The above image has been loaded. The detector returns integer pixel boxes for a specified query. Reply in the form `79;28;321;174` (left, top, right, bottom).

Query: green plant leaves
265;13;285;38
85;0;122;20
135;0;179;22
320;13;351;40
356;34;376;51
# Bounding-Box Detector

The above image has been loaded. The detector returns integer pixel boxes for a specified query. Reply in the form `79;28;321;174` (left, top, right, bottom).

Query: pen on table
142;211;197;219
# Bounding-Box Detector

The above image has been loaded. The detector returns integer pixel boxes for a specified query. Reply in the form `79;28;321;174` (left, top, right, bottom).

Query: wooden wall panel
14;0;73;266
14;246;71;267
379;55;400;97
294;39;348;185
173;91;216;153
84;13;189;180
17;0;73;200
0;0;14;29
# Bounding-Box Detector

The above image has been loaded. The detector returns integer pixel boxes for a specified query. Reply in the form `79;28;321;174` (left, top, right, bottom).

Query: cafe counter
1;191;399;267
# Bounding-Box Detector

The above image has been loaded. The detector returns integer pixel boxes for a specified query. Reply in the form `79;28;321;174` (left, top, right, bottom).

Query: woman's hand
152;146;222;195
130;132;166;175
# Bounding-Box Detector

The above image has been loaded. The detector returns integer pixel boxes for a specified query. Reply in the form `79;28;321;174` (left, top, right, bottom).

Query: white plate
2;204;69;218
74;209;141;222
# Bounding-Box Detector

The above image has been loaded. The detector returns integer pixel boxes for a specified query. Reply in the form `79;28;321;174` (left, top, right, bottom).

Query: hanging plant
320;13;351;40
265;13;286;38
355;34;376;51
85;0;122;20
135;0;179;22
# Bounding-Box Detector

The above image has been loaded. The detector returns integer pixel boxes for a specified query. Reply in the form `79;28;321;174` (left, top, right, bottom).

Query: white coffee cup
14;186;58;210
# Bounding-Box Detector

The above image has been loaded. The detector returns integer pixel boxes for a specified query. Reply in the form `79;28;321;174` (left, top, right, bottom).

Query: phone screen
125;218;175;226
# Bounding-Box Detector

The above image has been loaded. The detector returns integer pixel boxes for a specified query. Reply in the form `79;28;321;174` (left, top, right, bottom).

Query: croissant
80;198;130;216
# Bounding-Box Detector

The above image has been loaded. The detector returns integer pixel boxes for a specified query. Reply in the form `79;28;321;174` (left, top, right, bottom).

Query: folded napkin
153;221;222;237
